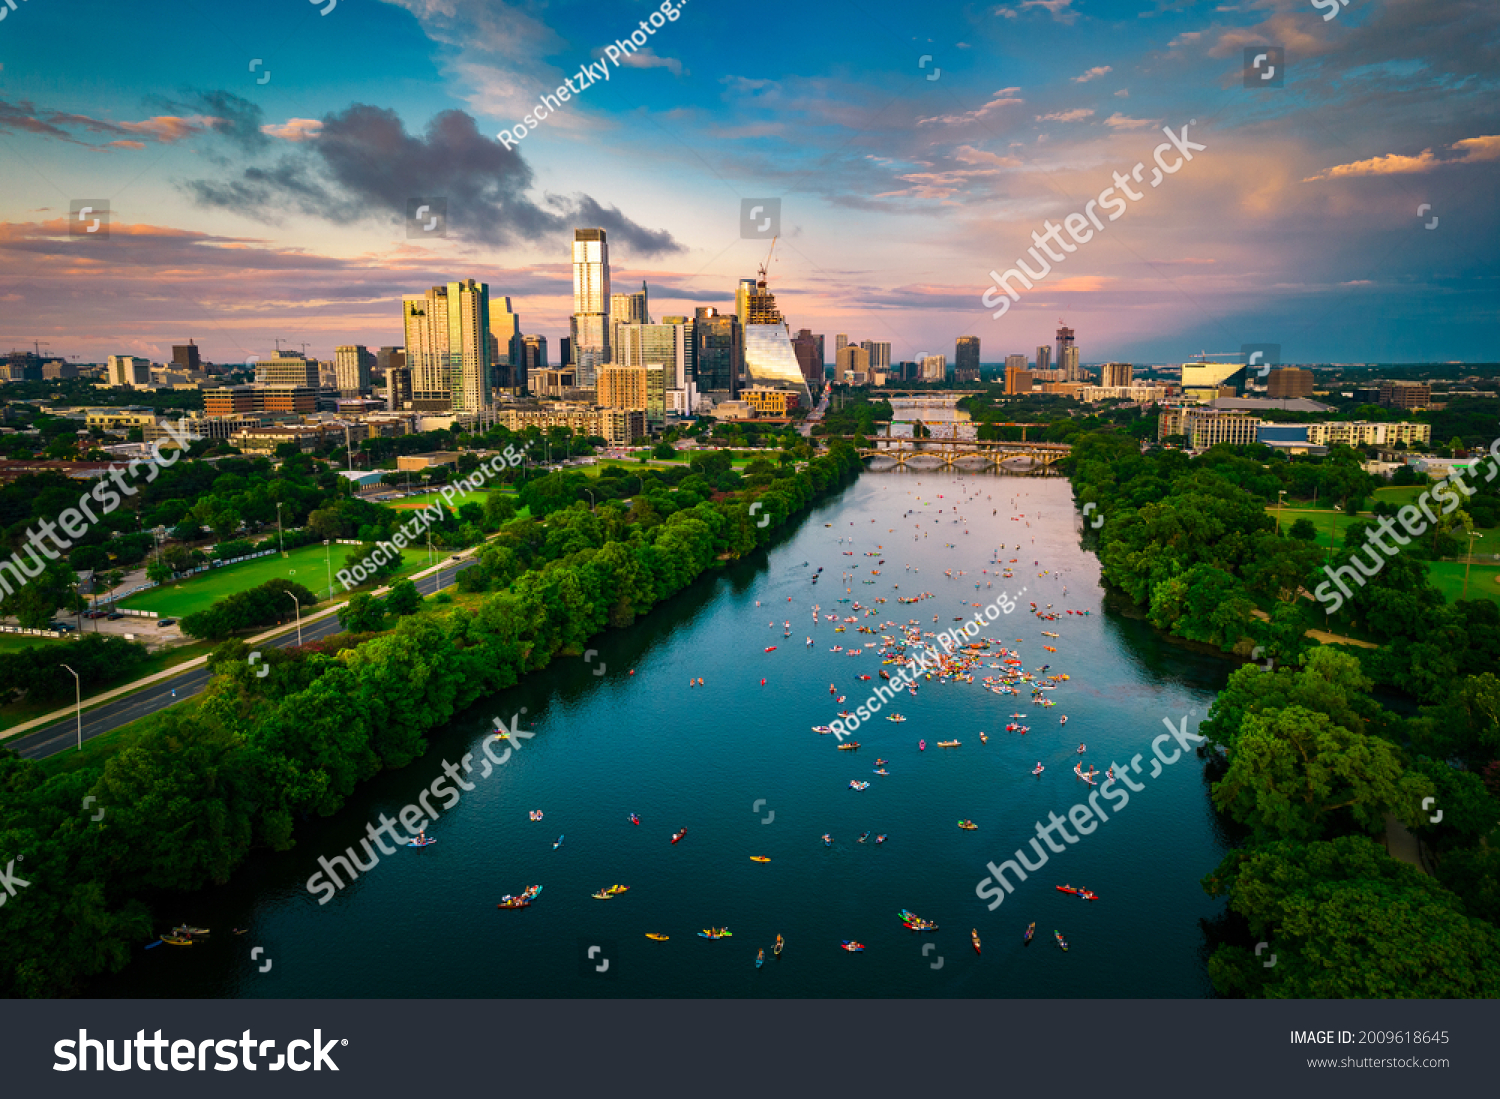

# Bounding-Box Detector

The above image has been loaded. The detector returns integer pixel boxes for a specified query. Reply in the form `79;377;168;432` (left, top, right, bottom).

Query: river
91;470;1231;998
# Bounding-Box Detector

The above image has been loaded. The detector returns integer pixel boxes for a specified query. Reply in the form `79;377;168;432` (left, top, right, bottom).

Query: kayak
552;835;564;849
848;780;870;791
672;829;686;844
774;934;784;956
919;740;926;751
628;813;640;825
750;856;771;863
1056;885;1081;896
529;810;543;821
646;933;670;941
841;941;866;952
1055;930;1069;952
1031;765;1045;775
837;742;860;750
159;936;195;946
886;714;907;722
822;834;833;846
756;949;765;969
979;732;988;743
874;834;887;845
858;832;871;843
606;884;629;895
1024;922;1035;943
972;929;981;955
406;838;437;847
957;820;978;830
698;928;732;939
591;889;612;899
764;646;777;652
937;740;960;748
873;768;889;775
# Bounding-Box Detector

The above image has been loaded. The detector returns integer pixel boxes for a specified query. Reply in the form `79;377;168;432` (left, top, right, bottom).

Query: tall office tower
1061;345;1080;381
615;320;692;419
107;355;151;387
1035;345;1051;372
377;346;405;378
610;281;650;359
896;361;918;382
1055;325;1075;377
334;345;374;395
1005;360;1033;394
835;334;849;359
813;334;825;374
518;334;548;388
172;341;202;372
734;278;757;328
920;354;947;382
955;336;981;382
1266;367;1313;398
861;341;892;375
559;338;572;371
490;296;520;388
792;329;822;389
1100;361;1133;388
571;228;611;365
836;344;869;383
255;352;319;387
694;307;742;397
740;273;812;403
402;279;494;412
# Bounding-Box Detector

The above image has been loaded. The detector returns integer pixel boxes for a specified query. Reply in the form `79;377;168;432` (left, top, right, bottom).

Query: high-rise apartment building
835;335;849;359
1267;367;1313;399
616;321;695;423
836;344;869;383
518;334;548;381
377;347;405;375
792;329;823;389
172;341;202;372
861;341;892;375
955;336;980;382
1379;382;1431;409
1005;353;1027;376
490;296;521;390
386;366;412;411
1099;361;1132;389
1055;325;1075;377
813;334;825;372
694;307;742;396
1035;345;1051;372
610;282;650;359
571;228;611;365
255;351;319;387
334;345;374;396
597;365;649;412
1061;345;1081;381
107;355;151;388
920;354;947;382
402;279;494;413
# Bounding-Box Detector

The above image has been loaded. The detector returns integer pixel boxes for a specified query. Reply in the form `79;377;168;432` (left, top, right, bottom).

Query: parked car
106;612;123;621
50;622;75;633
157;618;177;628
450;553;463;560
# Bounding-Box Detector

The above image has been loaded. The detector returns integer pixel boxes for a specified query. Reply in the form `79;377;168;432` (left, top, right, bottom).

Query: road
11;558;478;761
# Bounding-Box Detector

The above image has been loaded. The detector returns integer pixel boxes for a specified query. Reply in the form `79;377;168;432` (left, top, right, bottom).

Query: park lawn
1373;485;1428;508
387;488;490;512
0;633;67;655
1425;560;1500;605
119;542;430;618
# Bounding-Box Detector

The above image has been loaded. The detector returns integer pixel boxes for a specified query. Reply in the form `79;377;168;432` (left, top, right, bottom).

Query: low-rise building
1305;421;1431;448
742;387;801;417
396;451;462;471
1078;385;1170;403
1157;406;1261;448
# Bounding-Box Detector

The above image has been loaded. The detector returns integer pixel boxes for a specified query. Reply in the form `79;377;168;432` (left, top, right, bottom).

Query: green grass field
0;633;66;654
1426;560;1500;605
119;542;431;617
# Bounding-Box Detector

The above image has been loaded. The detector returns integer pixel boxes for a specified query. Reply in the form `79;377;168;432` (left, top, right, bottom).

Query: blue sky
1;0;1496;365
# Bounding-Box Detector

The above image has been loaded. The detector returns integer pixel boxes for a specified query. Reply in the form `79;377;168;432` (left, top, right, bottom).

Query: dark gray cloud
182;101;683;257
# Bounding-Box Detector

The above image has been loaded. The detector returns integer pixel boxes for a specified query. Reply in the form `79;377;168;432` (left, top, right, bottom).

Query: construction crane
757;235;778;289
32;340;49;357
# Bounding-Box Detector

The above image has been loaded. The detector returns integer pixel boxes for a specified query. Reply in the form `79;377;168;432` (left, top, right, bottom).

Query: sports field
119;542;430;618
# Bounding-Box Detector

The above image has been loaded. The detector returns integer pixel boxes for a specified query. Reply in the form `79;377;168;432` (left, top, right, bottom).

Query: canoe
646;933;669;941
837;742;860;750
591;890;612;899
936;740;960;748
1024;922;1035;943
672;829;686;844
750;856;771;863
1055;930;1069;951
957;820;978;830
606;885;629;895
841;941;866;952
774;934;784;956
972;929;981;955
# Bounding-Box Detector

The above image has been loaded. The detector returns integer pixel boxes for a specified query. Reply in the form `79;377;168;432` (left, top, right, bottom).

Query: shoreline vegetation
1068;432;1500;997
0;444;862;997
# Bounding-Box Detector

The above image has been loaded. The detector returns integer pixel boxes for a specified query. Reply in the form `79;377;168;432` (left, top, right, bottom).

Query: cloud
953;145;1023;168
1006;0;1079;24
261;119;324;142
1036;108;1095;122
1302;134;1500;180
918;88;1023;126
1167;31;1202;48
1073;66;1113;83
613;47;687;77
0;97;222;146
181;102;683;256
1114;88;1129;98
1103;112;1158;129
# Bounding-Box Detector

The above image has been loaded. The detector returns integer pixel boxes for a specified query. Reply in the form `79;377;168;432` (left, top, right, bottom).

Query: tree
383;577;422;617
652;441;676;460
1212;705;1431;841
145;556;173;584
1203;836;1500;998
1288;517;1318;541
483;492;517;527
0;559;81;627
338;592;386;633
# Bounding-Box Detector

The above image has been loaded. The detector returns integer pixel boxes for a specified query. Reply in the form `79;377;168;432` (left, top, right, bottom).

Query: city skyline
1;0;1496;366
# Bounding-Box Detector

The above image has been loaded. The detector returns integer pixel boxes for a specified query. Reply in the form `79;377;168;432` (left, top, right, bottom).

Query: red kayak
671;829;686;844
919;739;926;751
764;646;777;653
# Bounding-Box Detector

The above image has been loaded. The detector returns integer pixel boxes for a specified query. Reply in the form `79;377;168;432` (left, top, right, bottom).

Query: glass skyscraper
402;279;493;413
571;228;611;365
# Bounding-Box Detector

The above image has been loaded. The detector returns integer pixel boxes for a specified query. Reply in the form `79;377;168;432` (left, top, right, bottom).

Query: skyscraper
334;345;374;396
836;344;869;383
1055;325;1075;378
1035;345;1051;372
861;341;892;375
490;296;521;390
813;334;825;373
740;276;811;403
1061;345;1080;381
694;307;742;397
735;278;757;328
616;320;696;422
571;228;611;365
1267;367;1313;398
920;354;947;382
172;341;202;372
611;282;650;358
1100;361;1133;388
836;334;849;359
955;336;980;382
518;334;548;385
402;279;493;413
1005;359;1033;394
792;329;822;389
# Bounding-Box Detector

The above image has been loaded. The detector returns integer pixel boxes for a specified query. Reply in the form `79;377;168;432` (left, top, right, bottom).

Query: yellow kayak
750;856;771;863
646;933;669;941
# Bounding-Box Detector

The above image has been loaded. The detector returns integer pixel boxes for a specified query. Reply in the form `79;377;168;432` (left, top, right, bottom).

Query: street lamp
1463;531;1485;600
323;539;333;601
1275;489;1287;534
276;502;285;555
284;591;303;646
59;663;82;751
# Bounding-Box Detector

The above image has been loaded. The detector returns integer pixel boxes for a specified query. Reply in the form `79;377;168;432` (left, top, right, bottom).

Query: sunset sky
1;0;1496;366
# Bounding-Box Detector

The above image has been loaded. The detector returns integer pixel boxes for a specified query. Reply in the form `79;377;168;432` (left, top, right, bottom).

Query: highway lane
10;557;478;761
